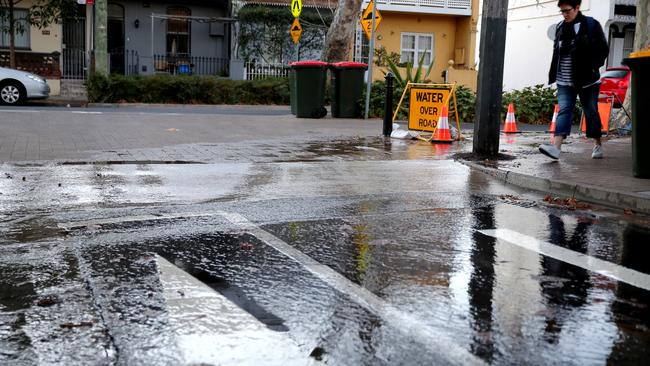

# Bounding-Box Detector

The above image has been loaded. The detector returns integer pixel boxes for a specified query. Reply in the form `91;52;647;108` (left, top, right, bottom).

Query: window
0;8;30;49
166;7;190;57
400;33;433;67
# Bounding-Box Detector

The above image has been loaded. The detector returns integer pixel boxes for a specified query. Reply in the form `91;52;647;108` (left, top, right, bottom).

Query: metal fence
245;62;291;80
108;49;140;76
62;48;86;80
153;54;229;76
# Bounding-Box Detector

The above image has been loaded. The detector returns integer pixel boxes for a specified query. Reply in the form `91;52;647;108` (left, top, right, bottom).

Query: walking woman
540;0;609;160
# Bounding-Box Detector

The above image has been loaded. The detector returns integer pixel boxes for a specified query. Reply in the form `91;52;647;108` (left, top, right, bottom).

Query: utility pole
94;0;108;75
472;0;508;156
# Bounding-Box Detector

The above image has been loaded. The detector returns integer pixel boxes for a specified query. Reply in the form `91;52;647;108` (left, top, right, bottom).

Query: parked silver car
0;66;50;105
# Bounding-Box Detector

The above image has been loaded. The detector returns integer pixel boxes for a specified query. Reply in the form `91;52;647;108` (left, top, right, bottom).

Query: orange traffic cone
502;103;519;133
548;104;558;133
432;106;453;143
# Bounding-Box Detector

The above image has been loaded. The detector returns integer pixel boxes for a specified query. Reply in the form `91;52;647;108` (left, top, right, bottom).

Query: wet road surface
1;138;650;365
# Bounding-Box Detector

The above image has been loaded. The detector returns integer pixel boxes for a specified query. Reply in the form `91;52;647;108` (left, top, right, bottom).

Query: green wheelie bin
289;61;328;118
329;62;368;118
622;48;650;178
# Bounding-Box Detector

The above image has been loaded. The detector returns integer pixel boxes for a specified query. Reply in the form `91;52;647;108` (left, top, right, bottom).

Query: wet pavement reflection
1;136;650;364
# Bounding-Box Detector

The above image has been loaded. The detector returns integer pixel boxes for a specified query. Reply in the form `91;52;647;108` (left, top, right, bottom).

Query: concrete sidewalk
460;132;650;214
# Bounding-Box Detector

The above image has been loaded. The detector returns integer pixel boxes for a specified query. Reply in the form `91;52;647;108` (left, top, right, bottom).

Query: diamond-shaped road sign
291;0;302;18
290;18;302;44
360;0;381;40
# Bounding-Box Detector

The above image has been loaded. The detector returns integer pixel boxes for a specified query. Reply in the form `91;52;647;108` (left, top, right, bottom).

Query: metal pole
383;72;394;136
151;14;154;58
364;1;377;120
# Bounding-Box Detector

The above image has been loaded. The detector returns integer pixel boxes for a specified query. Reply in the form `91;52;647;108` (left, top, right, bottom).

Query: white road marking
480;228;650;291
156;255;312;365
71;111;103;114
220;211;486;366
57;211;223;230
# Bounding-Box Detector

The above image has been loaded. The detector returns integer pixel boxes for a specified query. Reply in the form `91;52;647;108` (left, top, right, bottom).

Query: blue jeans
556;83;602;139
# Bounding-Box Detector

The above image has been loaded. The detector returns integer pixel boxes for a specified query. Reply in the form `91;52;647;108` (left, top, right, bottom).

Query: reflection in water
540;214;591;344
608;224;650;364
468;202;497;361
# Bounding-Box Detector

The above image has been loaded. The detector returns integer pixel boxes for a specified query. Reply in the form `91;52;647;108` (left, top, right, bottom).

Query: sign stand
392;82;461;141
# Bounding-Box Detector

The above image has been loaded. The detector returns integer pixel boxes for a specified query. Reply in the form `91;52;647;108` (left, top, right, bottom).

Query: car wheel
0;81;25;105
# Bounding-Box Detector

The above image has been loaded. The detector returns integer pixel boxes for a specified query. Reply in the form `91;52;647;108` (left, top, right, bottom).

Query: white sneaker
539;144;561;160
592;144;603;159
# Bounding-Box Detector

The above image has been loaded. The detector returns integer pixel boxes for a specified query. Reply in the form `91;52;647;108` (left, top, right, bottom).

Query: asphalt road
1;105;648;365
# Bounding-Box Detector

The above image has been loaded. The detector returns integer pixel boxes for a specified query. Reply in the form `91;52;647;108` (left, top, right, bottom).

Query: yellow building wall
371;13;458;83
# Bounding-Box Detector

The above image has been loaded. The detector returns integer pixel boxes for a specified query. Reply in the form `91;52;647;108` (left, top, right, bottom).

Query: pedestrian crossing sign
360;0;382;40
291;0;302;18
290;18;302;44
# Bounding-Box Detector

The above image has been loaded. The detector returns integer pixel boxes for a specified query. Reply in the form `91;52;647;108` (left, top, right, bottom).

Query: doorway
107;3;125;74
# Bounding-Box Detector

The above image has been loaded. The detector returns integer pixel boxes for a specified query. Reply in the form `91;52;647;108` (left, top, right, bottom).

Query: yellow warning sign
360;0;382;40
291;0;302;18
408;87;450;132
290;18;302;44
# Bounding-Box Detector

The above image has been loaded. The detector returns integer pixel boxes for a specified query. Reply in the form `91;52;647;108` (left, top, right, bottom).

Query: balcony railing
370;0;471;15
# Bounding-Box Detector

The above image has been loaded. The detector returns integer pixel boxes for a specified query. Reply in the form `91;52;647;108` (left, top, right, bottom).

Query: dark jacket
548;13;609;88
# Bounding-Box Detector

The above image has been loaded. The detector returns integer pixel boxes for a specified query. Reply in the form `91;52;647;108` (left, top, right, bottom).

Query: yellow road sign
360;0;382;40
408;87;450;132
290;18;302;44
291;0;302;18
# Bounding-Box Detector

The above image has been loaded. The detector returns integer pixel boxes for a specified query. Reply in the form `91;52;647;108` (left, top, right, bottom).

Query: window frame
166;6;191;57
0;8;31;50
400;32;434;67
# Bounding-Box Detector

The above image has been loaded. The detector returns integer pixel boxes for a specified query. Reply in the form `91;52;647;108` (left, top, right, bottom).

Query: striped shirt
556;22;581;87
556;54;573;86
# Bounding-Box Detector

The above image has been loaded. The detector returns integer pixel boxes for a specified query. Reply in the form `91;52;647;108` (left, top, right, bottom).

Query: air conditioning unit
209;22;224;37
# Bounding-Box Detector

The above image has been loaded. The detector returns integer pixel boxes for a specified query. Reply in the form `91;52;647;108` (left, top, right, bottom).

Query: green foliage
373;46;400;68
358;80;405;119
87;74;290;105
238;5;333;63
502;84;557;124
450;85;476;123
384;52;434;88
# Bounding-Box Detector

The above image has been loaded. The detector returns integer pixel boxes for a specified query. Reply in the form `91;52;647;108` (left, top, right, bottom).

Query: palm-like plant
384;52;435;88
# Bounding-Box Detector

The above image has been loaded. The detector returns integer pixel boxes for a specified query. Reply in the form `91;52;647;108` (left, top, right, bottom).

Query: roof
243;0;338;9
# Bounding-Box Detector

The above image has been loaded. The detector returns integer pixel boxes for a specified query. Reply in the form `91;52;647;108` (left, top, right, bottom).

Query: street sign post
291;0;302;18
290;18;302;44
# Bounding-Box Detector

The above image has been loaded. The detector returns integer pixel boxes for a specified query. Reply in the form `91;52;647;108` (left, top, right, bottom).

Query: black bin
289;60;328;118
623;49;650;178
329;62;368;118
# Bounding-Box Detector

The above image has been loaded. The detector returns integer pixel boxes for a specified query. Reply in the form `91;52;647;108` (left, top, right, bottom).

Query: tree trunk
612;0;650;129
9;0;16;69
322;0;364;62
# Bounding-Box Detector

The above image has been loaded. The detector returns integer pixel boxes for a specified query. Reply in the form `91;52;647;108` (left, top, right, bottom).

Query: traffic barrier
432;106;453;143
502;103;519;133
580;100;612;134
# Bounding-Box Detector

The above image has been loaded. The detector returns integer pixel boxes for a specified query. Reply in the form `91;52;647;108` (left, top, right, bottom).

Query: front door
62;5;86;79
107;3;125;74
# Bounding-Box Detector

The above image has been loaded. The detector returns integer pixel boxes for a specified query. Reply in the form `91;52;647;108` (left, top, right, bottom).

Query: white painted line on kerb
0;109;39;113
219;211;486;366
480;228;650;291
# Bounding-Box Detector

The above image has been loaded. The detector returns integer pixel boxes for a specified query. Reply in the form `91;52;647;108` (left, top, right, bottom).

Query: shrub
87;74;290;105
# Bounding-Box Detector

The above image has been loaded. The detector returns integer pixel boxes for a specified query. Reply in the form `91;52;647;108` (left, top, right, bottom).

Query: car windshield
601;70;628;79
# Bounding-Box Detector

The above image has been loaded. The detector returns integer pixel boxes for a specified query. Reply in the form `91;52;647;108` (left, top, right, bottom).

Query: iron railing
153;54;229;76
61;48;86;79
109;49;140;76
244;62;290;80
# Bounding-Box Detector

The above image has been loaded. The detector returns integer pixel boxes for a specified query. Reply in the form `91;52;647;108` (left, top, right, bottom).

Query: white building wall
477;0;615;91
